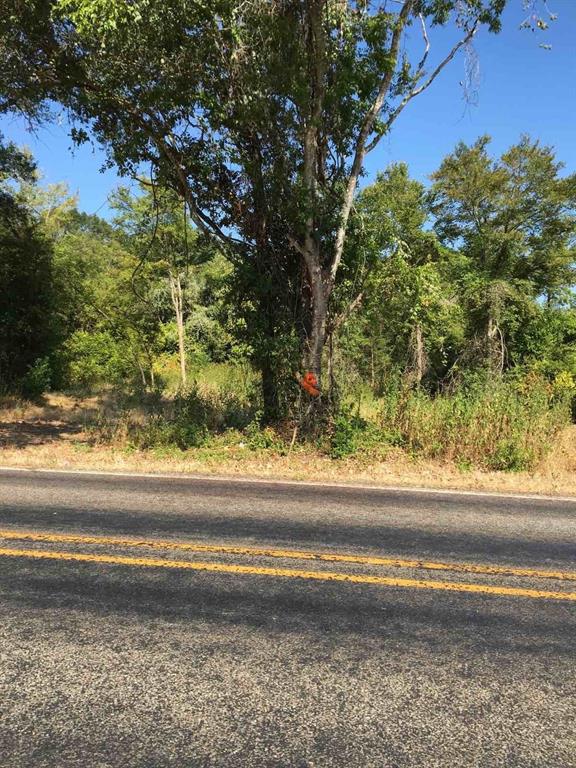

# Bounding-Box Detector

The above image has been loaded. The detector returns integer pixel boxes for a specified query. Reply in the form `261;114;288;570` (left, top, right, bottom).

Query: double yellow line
1;529;575;601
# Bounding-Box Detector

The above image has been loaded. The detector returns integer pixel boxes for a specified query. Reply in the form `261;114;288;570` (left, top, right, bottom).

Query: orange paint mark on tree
300;372;320;397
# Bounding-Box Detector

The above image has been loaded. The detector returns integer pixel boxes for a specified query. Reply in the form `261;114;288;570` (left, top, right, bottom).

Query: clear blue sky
1;0;574;217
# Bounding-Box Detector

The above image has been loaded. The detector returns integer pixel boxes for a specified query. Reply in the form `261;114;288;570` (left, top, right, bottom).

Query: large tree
0;0;555;417
0;133;56;390
430;135;576;373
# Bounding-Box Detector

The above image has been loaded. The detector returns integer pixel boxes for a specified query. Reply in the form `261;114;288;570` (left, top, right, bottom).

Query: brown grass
1;392;575;497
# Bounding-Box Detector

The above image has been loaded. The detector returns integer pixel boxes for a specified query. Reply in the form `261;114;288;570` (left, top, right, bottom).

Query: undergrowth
30;368;573;473
330;371;573;471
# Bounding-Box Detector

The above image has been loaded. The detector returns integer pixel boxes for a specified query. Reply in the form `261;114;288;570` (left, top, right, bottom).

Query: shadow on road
1;558;574;660
1;501;575;566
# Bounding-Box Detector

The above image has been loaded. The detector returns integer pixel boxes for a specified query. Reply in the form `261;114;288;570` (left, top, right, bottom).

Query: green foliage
430;135;576;372
0;135;58;391
60;330;133;388
379;373;571;471
20;357;53;399
0;132;36;183
139;389;210;450
328;403;399;459
126;379;258;451
0;104;574;473
329;406;369;459
245;413;285;452
342;139;576;394
0;0;517;417
341;163;462;389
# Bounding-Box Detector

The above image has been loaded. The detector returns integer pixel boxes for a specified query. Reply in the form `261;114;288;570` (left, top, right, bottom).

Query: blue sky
1;0;575;217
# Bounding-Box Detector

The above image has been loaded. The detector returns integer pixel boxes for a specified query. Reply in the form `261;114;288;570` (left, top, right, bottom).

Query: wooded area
0;0;574;471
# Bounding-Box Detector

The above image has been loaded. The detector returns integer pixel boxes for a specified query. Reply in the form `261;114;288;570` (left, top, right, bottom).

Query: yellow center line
0;528;574;582
1;546;576;601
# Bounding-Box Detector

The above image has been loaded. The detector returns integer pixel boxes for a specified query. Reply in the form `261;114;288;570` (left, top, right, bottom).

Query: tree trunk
486;312;504;376
306;275;328;390
136;357;148;389
143;345;156;390
326;332;335;399
169;271;187;388
261;356;280;425
410;322;427;388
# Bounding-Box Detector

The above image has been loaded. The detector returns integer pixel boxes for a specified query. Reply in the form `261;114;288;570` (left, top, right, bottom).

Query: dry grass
0;392;575;497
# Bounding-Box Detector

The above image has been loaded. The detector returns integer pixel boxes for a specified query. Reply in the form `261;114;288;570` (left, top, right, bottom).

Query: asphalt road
0;468;575;768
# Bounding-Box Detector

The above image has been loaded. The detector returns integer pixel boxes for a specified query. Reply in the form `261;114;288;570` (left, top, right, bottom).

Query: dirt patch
0;420;85;448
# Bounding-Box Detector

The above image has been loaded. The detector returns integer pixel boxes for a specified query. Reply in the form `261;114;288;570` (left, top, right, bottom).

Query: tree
49;208;163;390
430;136;576;373
340;163;460;390
0;133;56;391
111;184;213;388
2;0;529;413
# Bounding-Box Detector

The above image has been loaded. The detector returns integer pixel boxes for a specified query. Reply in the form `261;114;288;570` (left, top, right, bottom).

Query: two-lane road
0;468;575;767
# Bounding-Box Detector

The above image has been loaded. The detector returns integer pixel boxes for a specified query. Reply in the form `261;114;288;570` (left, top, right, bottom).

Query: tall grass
91;372;260;450
377;373;572;470
84;363;572;472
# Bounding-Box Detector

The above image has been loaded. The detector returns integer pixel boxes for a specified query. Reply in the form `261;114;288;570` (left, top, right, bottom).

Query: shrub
61;330;132;388
379;372;570;471
245;411;286;451
19;357;52;399
110;378;258;451
329;405;368;459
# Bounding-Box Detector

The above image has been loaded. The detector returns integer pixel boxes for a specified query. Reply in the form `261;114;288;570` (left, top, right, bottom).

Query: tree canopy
0;134;55;390
1;0;531;415
430;135;576;372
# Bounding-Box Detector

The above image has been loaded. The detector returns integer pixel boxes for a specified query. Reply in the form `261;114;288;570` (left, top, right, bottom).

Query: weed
378;372;570;471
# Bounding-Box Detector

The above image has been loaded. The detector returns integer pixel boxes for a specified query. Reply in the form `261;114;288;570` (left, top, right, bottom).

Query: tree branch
416;13;430;75
365;21;479;154
329;291;364;334
329;0;414;285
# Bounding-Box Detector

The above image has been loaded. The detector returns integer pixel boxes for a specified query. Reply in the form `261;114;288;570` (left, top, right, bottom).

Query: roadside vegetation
1;132;574;478
1;388;576;496
0;1;574;487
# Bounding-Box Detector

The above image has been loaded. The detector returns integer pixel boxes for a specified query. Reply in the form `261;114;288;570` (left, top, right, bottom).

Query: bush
244;412;286;451
328;404;398;459
20;357;52;399
120;379;258;450
60;330;132;388
329;406;368;459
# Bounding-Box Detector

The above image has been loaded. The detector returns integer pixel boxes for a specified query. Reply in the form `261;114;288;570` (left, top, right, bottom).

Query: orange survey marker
300;372;320;397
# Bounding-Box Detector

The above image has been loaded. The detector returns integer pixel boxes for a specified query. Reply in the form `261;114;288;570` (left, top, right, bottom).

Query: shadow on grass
0;420;87;448
0;390;145;449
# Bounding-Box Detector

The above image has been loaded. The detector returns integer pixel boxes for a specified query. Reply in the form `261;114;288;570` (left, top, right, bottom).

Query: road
0;467;575;768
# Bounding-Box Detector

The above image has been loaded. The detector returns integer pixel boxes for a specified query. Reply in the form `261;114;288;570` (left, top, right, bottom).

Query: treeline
2;0;565;420
343;137;576;395
2;133;574;403
0;137;238;395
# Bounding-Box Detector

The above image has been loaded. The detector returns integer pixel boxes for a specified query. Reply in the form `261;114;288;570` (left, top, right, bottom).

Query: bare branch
365;22;478;154
330;0;415;285
416;13;430;75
